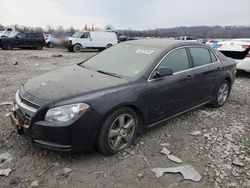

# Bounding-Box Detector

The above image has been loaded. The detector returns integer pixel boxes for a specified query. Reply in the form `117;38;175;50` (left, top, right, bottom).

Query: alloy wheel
217;83;229;105
108;114;136;151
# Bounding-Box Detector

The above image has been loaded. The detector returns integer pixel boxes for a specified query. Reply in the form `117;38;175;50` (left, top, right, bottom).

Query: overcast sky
0;0;249;30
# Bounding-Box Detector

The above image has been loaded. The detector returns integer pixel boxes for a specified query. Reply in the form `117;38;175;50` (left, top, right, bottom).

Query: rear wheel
73;44;82;53
97;107;138;155
47;42;53;48
210;80;230;108
2;42;13;50
35;43;43;50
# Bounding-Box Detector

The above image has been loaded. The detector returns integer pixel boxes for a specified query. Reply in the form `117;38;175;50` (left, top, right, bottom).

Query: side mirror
153;67;173;79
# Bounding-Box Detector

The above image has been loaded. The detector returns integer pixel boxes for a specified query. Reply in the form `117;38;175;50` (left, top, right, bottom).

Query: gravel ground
0;48;249;188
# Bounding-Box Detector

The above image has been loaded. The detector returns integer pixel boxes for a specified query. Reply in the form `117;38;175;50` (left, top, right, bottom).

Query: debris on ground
190;130;201;136
9;177;21;187
138;173;144;179
151;165;202;182
0;168;12;177
38;163;55;177
232;158;244;167
0;152;12;166
167;155;182;164
63;167;73;174
0;101;13;106
160;147;171;155
13;61;18;65
51;54;63;57
160;143;170;147
31;180;39;187
5;112;11;117
91;171;107;177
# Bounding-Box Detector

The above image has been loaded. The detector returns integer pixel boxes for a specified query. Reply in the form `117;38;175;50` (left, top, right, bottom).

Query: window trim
148;46;220;82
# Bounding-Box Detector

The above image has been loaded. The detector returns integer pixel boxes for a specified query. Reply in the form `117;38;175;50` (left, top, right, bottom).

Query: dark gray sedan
11;39;236;155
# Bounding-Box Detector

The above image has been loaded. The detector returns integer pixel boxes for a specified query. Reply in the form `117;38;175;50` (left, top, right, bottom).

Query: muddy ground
0;48;249;188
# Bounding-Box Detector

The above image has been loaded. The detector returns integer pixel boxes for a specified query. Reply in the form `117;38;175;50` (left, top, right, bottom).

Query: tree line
1;23;250;38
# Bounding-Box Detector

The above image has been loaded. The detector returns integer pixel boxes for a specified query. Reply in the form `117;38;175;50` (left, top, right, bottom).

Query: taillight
242;45;249;49
217;44;223;48
246;53;250;58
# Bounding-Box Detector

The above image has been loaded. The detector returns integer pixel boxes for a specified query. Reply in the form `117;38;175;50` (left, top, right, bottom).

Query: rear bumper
236;59;250;72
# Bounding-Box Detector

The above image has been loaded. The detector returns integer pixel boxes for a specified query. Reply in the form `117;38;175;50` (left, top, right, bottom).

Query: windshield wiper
97;70;121;78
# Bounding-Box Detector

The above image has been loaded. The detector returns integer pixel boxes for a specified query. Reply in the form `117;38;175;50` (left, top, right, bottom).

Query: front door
142;48;196;125
80;32;92;48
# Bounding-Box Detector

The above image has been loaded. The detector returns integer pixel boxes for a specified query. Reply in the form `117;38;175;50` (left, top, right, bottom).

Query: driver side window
158;48;190;73
81;32;90;38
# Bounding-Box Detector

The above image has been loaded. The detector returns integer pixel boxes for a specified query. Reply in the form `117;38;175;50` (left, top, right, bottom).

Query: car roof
123;38;203;49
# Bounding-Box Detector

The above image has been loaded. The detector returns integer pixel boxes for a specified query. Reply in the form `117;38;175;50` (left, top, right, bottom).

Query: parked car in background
176;36;198;42
0;32;45;50
11;39;236;155
0;27;18;38
206;39;222;49
217;39;250;72
44;34;63;48
65;31;118;52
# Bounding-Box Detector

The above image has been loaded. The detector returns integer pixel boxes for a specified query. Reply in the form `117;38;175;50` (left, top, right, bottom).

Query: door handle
186;75;194;80
216;67;222;71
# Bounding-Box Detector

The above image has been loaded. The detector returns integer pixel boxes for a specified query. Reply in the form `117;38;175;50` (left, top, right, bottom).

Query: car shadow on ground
236;70;250;78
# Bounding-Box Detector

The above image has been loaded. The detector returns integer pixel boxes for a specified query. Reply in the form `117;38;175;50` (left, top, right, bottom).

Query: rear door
144;47;196;124
189;47;223;105
25;33;35;46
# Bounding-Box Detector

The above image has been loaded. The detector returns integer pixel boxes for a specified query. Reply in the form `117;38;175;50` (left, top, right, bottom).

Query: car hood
23;64;129;101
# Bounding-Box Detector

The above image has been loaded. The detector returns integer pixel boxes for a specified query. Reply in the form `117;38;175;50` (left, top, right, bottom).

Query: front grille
15;91;39;113
21;96;40;109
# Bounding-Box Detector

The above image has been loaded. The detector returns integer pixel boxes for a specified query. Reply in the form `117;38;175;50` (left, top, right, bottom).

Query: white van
65;31;118;52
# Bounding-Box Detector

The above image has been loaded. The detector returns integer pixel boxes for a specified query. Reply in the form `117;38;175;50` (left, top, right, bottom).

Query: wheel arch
101;103;146;135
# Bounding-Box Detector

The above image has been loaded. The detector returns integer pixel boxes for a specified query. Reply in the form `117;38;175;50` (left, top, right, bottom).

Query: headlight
45;103;89;123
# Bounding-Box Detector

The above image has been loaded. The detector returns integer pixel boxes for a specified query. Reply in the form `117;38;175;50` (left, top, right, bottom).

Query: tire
210;80;231;108
2;42;13;50
17;127;24;135
96;107;138;155
35;43;43;50
73;44;82;53
106;44;112;49
47;42;53;48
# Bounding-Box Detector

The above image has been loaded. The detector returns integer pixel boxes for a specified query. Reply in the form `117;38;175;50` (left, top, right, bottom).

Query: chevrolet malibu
11;39;236;155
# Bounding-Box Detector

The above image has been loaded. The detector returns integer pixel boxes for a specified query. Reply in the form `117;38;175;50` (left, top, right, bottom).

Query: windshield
81;43;163;78
72;31;83;38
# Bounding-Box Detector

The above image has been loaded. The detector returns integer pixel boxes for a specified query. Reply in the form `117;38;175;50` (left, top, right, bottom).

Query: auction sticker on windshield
136;49;155;55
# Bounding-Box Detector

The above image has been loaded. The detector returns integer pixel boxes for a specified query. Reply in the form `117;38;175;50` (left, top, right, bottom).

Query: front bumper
10;108;102;152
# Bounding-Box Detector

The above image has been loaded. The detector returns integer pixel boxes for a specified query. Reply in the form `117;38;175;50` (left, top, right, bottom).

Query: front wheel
2;42;13;50
106;44;112;49
210;80;230;108
96;107;138;155
73;44;82;53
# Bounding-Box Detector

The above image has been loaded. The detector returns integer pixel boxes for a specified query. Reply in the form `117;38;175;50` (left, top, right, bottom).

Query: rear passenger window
26;33;34;39
34;33;43;38
210;50;218;62
158;48;189;73
190;48;211;67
